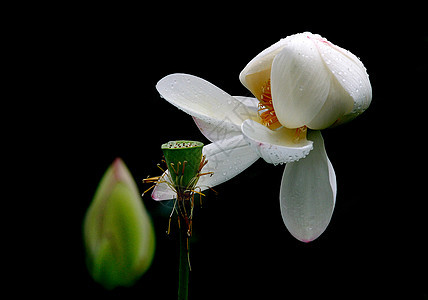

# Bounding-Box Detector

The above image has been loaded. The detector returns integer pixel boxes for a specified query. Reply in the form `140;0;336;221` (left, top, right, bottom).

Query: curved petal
241;119;313;165
310;35;372;125
156;74;255;133
239;38;291;98
279;130;336;242
151;170;175;201
270;34;331;129
327;157;337;203
192;117;241;143
152;134;259;201
232;96;260;115
192;96;259;143
305;74;354;129
197;134;259;190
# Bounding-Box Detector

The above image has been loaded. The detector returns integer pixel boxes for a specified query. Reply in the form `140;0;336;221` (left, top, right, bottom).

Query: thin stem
178;219;190;300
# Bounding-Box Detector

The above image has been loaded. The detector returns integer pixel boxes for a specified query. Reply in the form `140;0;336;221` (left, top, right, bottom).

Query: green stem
178;221;190;300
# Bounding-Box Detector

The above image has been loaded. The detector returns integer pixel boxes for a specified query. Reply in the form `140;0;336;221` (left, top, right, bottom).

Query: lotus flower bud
83;158;155;289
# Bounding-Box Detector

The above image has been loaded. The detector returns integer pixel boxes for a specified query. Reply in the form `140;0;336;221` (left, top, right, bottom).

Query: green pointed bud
83;158;155;289
161;140;204;192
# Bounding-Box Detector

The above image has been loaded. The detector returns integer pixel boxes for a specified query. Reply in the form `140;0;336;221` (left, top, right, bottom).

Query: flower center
257;79;282;130
257;79;308;143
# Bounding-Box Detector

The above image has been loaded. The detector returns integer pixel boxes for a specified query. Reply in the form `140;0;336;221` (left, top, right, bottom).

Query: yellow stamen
169;162;181;175
141;184;156;196
197;172;214;177
142;176;161;184
182;161;187;175
294;126;307;143
257;80;282;130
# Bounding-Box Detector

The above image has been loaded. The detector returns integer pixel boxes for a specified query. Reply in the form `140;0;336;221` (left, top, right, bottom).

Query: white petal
192;117;241;143
151;170;175;201
156;74;254;132
305;74;354;129
327;157;337;202
239;38;291;97
198;134;259;189
279;130;336;242
151;135;259;201
241;119;313;164
309;35;372;125
271;34;331;129
192;96;259;143
232;96;260;115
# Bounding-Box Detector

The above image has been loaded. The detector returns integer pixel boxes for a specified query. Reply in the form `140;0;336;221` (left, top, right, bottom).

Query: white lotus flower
153;32;372;242
240;32;372;130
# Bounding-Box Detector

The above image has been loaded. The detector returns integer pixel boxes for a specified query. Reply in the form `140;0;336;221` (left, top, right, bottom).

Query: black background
22;3;427;299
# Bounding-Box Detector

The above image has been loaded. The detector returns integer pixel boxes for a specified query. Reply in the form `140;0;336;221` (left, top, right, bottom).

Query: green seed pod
83;158;155;289
161;141;203;192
